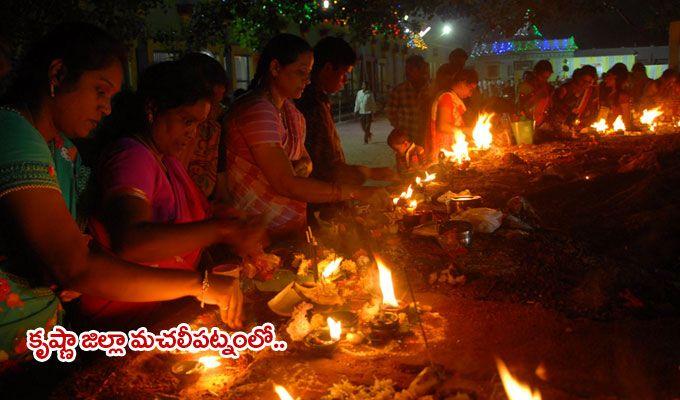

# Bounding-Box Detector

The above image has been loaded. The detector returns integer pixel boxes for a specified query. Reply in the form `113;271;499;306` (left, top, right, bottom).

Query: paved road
336;115;396;169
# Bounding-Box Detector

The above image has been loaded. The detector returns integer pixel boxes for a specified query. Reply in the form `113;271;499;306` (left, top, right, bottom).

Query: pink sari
80;138;209;323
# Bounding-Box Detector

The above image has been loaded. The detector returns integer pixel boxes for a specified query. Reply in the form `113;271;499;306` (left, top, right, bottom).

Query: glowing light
441;24;453;36
376;256;399;307
321;257;343;280
404;15;409;21
419;26;431;37
590;118;608;133
640;107;663;131
327;317;342;340
612;115;625;132
198;356;221;369
472;113;494;149
496;358;542;400
441;131;470;165
322;0;330;9
274;385;295;400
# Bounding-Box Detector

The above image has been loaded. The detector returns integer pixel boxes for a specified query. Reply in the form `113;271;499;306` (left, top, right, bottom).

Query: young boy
388;128;426;173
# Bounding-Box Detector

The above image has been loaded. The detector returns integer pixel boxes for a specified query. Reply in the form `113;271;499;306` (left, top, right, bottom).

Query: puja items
366;258;407;343
268;281;343;316
303;317;342;355
243;253;281;281
438;189;482;214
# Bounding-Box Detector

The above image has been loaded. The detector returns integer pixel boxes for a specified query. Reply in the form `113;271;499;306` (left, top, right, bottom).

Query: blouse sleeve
238;98;282;148
99;141;160;203
0;111;60;199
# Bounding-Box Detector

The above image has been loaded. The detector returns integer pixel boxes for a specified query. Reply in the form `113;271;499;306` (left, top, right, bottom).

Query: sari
215;94;307;235
0;108;88;368
80;137;209;323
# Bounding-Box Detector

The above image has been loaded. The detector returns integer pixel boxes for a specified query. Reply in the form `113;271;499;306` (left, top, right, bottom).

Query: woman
425;68;478;160
177;52;228;198
0;23;241;367
518;60;554;126
80;60;264;324
215;34;386;236
600;65;632;127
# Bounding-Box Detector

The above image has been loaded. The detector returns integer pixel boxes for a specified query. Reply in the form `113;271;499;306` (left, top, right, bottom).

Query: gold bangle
200;270;209;308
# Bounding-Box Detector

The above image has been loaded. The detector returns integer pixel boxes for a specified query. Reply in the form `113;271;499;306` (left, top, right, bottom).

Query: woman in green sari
0;23;245;370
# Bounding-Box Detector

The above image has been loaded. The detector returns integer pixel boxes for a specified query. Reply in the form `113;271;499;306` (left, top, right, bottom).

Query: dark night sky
539;0;674;49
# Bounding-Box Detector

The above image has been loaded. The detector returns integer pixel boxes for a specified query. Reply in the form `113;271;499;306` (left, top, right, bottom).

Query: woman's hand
368;167;400;182
200;274;244;329
292;157;313;178
354;186;391;209
216;215;268;258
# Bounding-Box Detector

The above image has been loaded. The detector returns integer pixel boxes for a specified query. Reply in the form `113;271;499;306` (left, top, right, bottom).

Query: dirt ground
2;125;680;399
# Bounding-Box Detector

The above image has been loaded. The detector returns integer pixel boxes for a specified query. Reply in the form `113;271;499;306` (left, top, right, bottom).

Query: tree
0;0;163;55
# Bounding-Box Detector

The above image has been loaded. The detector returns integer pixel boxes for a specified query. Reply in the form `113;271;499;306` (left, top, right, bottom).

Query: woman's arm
250;143;377;203
102;194;255;262
1;188;244;326
436;98;457;136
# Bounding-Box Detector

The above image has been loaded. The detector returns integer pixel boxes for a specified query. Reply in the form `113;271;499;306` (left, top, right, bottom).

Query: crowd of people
383;48;680;164
0;22;679;370
0;23;398;368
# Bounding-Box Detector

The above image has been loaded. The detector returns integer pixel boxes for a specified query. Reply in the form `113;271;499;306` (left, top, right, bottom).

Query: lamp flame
612;115;625;132
198;356;221;369
327;317;342;340
321;257;343;280
441;131;470;165
590;118;608;133
375;256;399;307
640;107;663;131
274;385;295;400
472;113;494;149
424;171;436;182
496;358;542;400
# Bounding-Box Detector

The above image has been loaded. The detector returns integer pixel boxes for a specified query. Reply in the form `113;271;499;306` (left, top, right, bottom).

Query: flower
0;278;10;302
5;293;24;309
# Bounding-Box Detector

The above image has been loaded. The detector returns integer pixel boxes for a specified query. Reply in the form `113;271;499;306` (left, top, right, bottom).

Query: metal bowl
439;220;473;247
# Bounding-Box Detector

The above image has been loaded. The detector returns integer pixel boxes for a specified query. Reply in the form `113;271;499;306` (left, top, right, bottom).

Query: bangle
200;270;209;308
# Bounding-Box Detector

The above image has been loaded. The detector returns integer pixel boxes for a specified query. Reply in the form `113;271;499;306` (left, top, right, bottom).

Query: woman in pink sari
80;61;264;325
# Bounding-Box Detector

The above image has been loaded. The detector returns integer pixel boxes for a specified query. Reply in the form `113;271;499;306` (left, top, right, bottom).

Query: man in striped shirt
386;55;430;146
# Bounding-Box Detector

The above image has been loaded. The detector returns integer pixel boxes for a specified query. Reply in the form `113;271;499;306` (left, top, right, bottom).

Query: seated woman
387;128;425;174
79;60;264;325
642;69;680;116
425;68;478;161
600;65;632;127
542;65;598;134
0;23;242;369
215;34;387;237
518;60;554;126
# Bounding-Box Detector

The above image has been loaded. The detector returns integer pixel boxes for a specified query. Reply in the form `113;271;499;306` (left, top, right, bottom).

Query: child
388;128;426;173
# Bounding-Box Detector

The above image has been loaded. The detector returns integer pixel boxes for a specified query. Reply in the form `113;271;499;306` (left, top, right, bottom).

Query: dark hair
405;55;426;69
580;65;597;81
434;63;457;92
250;33;312;90
448;48;468;62
453;68;479;85
1;22;127;112
179;52;228;88
523;70;534;81
632;62;647;75
533;60;553;74
313;36;356;74
103;60;212;141
660;68;678;82
387;128;409;148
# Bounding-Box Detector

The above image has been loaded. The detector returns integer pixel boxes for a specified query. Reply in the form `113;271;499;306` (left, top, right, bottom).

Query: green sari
0;108;89;368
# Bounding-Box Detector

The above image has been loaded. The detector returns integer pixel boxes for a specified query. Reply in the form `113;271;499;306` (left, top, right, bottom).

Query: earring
50;82;55;98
